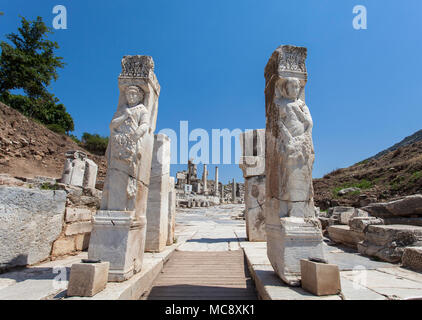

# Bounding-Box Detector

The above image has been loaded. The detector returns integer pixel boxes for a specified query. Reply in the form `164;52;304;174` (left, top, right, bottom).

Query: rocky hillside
314;132;422;210
0;102;107;187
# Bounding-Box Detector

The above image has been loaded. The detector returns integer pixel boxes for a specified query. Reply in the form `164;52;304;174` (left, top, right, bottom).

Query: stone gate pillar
264;45;325;286
88;55;160;282
239;129;266;242
145;134;171;252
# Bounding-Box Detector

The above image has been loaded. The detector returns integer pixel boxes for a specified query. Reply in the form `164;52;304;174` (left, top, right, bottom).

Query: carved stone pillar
239;129;266;242
88;55;160;282
264;45;325;286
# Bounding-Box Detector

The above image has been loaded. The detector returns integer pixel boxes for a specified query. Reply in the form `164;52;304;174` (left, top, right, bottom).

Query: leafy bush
46;123;66;135
81;132;109;155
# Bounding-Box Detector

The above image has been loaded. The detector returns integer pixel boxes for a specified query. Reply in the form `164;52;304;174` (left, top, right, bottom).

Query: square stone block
67;261;109;297
300;259;341;296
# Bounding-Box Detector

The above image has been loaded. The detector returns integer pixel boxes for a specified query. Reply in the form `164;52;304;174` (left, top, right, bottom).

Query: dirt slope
314;137;422;210
0;102;107;187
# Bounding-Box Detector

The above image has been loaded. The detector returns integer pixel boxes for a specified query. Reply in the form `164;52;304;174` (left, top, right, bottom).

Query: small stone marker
67;261;110;297
300;259;341;296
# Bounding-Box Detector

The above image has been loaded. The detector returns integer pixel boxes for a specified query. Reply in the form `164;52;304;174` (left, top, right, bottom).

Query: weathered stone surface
75;233;91;251
61;150;87;187
362;195;422;218
0;186;66;268
89;211;147;282
146;134;170;252
83;159;98;189
239;129;265;178
244;175;266;241
65;221;92;236
264;45;325;286
300;259;341;296
327;225;365;249
402;247;422;272
349;216;384;233
52;237;75;256
167;177;176;246
358;225;422;263
88;55;160;281
65;207;93;222
67;262;109;297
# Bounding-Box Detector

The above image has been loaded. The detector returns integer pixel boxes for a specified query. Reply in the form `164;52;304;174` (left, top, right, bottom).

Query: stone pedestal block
300;259;341;296
266;217;325;286
67;261;110;297
88;211;147;282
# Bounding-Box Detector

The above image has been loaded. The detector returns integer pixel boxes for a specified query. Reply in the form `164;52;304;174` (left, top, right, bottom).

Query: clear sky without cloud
1;0;421;184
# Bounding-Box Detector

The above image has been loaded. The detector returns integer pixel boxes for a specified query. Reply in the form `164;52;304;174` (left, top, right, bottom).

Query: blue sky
1;0;421;184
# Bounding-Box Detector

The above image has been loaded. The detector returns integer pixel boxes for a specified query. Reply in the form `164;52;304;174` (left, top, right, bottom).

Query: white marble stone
244;175;266;241
239;129;265;178
145;134;170;252
264;45;325;286
83;159;98;189
0;186;66;268
88;55;160;281
61;151;87;187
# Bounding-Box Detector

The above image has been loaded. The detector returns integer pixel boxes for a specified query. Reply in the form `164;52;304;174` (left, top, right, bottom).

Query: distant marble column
202;164;208;195
145;134;171;252
239;129;266;242
214;166;219;196
264;45;325;286
88;55;160;282
167;176;176;246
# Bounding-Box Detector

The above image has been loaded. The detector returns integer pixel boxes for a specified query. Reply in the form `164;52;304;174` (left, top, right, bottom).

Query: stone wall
0;178;101;271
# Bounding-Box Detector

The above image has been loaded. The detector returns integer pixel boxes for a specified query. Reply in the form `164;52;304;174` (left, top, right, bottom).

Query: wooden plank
145;251;257;300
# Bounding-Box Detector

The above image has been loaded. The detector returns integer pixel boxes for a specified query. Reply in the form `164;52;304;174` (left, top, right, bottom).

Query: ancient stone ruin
88;55;160;282
61;150;98;189
264;45;325;286
239;129;266;241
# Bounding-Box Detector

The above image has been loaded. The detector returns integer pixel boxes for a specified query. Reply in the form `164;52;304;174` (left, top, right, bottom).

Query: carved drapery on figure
88;55;160;282
264;45;325;286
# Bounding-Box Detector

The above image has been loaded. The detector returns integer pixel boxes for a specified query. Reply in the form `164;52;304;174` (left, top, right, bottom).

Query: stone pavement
2;204;422;300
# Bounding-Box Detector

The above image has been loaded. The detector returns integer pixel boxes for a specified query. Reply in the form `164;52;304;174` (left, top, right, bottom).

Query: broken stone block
349;216;384;233
83;159;98;189
327;225;365;249
358;224;422;263
402;247;422;272
0;186;66;269
52;237;75;256
61;151;87;187
75;233;91;251
362;195;422;218
300;259;341;296
67;261;109;297
65;207;93;223
337;187;360;196
65;221;92;236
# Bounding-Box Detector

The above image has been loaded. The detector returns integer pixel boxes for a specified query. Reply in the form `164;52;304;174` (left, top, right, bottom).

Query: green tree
0;16;74;132
81;133;109;155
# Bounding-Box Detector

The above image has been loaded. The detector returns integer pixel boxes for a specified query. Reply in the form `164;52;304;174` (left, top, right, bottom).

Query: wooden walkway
143;250;257;300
